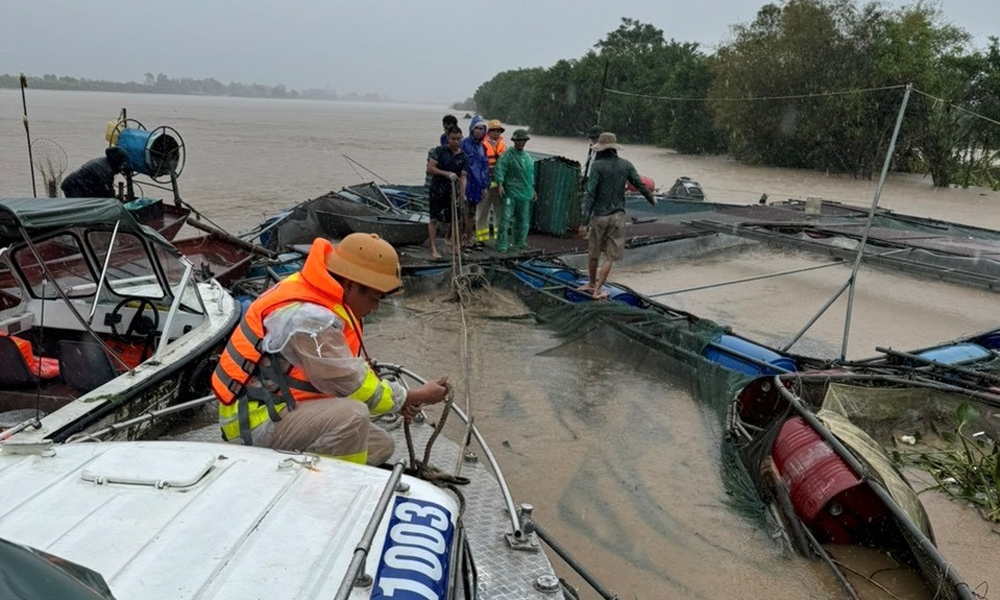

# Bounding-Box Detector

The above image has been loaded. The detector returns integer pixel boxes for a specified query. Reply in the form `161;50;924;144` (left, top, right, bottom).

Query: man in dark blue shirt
426;125;467;260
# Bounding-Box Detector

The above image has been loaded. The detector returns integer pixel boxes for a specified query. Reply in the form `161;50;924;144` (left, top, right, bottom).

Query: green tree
473;67;543;126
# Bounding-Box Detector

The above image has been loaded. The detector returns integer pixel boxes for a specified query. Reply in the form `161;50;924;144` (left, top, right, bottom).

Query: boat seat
0;335;39;389
58;340;119;394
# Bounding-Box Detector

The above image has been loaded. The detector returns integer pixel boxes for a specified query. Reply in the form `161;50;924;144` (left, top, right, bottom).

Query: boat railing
373;361;621;600
333;462;406;600
154;257;195;362
372;361;524;540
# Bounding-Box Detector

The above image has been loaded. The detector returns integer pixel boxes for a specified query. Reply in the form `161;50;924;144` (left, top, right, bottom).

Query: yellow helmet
325;233;402;293
487;119;505;133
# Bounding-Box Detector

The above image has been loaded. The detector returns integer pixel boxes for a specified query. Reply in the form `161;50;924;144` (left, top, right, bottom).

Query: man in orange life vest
476;119;507;244
211;234;449;465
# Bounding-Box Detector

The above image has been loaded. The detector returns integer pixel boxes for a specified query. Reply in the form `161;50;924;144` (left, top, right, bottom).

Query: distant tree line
473;5;1000;189
0;73;386;102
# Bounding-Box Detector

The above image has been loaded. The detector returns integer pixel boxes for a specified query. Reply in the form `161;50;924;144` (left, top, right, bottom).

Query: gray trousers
242;397;394;466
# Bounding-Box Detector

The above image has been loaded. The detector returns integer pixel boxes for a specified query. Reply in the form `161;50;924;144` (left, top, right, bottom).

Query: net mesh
494;265;988;600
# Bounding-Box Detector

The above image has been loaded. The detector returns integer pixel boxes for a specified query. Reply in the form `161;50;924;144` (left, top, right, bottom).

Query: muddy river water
2;89;999;598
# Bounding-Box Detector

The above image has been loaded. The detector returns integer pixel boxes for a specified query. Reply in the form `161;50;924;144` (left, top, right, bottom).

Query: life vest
211;238;394;448
1;333;59;379
483;137;507;174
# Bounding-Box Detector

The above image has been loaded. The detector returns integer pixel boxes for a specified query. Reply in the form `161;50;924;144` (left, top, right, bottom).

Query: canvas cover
0;197;177;255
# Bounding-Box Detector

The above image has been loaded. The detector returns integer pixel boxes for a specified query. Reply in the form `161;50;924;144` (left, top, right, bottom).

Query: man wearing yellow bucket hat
212;234;449;465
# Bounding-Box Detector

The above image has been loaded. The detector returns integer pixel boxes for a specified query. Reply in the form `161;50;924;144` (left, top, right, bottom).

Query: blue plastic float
703;334;798;376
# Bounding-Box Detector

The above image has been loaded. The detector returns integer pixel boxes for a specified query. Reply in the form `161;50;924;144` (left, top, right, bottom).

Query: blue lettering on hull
372;496;455;600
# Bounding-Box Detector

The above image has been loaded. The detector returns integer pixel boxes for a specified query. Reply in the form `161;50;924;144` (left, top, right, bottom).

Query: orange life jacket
484;137;507;173
211;238;362;407
1;333;60;380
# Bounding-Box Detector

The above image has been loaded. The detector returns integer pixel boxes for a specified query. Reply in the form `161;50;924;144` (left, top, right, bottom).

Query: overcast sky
3;0;995;104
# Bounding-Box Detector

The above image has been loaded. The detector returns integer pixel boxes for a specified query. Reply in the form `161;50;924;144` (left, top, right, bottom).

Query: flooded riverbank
3;89;999;597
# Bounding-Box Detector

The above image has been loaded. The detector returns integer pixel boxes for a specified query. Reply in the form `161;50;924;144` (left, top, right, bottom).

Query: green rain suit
493;147;535;251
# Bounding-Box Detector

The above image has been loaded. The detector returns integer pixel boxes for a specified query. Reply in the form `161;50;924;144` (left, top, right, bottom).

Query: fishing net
31;138;67;198
492;264;992;599
490;267;768;522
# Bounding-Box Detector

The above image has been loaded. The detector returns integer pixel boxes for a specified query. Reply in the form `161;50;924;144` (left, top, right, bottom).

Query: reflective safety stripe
475;228;493;242
335;449;368;464
350;368;395;415
220;400;287;441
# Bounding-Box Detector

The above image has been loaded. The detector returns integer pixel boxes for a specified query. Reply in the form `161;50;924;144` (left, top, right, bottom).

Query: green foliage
472;18;719;152
473;68;544;127
708;0;999;183
450;97;476;111
898;401;1000;524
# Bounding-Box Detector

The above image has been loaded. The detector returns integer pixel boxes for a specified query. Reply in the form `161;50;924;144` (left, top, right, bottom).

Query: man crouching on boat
211;233;449;465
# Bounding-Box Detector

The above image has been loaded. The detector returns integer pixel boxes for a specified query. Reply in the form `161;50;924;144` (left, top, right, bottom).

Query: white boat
0;197;239;446
0;363;570;600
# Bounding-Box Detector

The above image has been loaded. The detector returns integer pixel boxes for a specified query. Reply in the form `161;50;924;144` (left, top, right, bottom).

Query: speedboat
0;362;575;600
0;197;239;446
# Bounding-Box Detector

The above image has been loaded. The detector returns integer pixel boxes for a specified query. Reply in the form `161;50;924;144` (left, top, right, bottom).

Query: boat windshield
0;537;117;600
12;233;96;299
0;258;21;311
87;230;166;299
153;244;203;313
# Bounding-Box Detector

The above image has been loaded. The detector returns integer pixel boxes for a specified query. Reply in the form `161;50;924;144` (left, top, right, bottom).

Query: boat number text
373;496;455;600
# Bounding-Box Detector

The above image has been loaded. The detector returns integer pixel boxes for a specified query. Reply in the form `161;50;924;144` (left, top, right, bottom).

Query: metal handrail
65;394;216;443
375;361;623;600
373;361;523;538
333;462;405;600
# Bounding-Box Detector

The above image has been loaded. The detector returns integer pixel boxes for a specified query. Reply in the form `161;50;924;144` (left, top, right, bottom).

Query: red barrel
771;416;886;543
626;176;655;193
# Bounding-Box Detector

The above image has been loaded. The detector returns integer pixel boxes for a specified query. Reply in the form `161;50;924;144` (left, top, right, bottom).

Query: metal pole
773;376;975;600
780;279;852;353
875;345;1000;385
20;73;37;198
647;260;842;298
375;362;524;537
65;394;216;442
334;462;406;600
784;371;1000;408
343;154;391;185
594;59;610;129
840;84;912;360
533;522;618;600
89;220;122;324
581;60;611;193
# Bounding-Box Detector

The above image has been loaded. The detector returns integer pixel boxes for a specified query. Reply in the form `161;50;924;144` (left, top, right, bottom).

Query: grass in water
895;402;1000;523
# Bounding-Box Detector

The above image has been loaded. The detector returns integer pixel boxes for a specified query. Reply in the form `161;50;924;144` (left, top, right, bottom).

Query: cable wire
603;83;907;102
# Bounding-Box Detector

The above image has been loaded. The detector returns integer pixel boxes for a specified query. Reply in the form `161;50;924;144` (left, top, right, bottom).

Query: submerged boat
260;183;430;253
0;197;239;445
505;258;814;376
0;362;582;600
339;213;430;247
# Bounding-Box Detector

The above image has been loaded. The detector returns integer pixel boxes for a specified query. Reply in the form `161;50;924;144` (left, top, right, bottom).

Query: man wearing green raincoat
493;129;536;252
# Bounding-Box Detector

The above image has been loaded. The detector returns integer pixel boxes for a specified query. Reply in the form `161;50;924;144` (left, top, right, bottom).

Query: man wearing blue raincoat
460;116;491;249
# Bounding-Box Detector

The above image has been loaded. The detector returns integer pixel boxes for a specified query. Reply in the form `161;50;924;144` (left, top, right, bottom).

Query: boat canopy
0;197;177;255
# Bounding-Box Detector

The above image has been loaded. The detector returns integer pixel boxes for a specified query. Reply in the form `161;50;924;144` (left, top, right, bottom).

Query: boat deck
169;405;560;600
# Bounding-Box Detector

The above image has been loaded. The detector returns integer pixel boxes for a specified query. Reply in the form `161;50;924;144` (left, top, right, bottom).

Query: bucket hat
511;129;530;141
591;132;622;152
